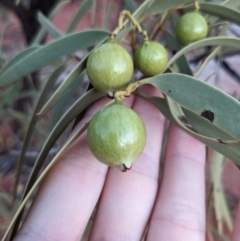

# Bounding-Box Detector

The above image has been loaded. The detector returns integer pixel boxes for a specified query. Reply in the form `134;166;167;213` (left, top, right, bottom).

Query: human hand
13;86;240;241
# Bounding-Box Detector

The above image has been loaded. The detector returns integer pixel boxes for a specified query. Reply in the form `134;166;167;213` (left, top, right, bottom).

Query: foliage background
0;0;240;240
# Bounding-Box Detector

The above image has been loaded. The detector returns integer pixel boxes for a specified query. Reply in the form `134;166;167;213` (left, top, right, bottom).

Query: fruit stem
194;0;200;11
114;82;142;101
110;10;148;41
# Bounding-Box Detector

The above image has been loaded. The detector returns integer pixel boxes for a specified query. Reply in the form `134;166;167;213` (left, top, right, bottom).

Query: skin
14;86;240;241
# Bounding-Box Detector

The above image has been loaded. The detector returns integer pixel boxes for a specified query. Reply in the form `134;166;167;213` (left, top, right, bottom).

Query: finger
15;96;135;241
147;124;206;241
232;201;240;240
89;85;166;241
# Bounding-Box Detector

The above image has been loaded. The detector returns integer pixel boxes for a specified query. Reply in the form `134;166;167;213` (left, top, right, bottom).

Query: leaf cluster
1;0;240;240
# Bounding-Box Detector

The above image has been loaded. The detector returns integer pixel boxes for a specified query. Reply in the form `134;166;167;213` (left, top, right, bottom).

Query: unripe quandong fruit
87;102;146;170
134;41;168;77
86;39;134;92
175;11;208;45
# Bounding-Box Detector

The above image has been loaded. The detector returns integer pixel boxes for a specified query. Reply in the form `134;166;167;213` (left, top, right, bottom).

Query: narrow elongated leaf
0;30;110;87
195;47;221;78
103;0;115;29
1;82;21;108
166;96;239;145
17;91;35;100
210;151;233;233
117;0;191;40
7;109;29;123
0;47;40;74
12;65;66;202
37;11;62;38
162;29;194;141
38;56;88;115
67;0;96;33
166;37;240;71
50;71;86;129
142;73;240;141
31;1;68;45
24;89;105;199
144;0;191;17
222;0;240;10
124;0;138;12
148;97;240;165
198;3;240;25
163;30;192;75
9;89;105;240
6;122;90;241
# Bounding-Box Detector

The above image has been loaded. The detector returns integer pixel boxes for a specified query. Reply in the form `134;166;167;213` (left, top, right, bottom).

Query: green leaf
144;0;191;18
7;121;90;241
7;109;29;123
1;82;22;108
30;1;68;45
0;30;110;87
210;151;233;233
198;2;240;25
67;0;96;33
166;37;240;72
124;0;138;12
148;96;240;165
50;71;86;129
24;89;105;199
12;65;66;202
163;30;192;75
142;73;240;141
38;56;88;115
222;0;240;10
10;89;105;240
116;0;191;40
0;193;20;221
195;46;221;78
103;0;115;29
0;47;40;74
37;11;62;38
166;95;239;145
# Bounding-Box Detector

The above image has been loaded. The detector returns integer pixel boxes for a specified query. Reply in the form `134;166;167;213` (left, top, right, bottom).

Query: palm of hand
14;86;240;241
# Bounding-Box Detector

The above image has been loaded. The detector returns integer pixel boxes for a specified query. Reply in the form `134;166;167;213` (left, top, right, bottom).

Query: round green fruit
87;102;146;170
134;41;168;77
86;39;134;92
175;11;208;45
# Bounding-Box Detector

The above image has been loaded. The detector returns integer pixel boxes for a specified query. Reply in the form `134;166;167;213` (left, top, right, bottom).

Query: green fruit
86;39;134;92
175;11;208;45
134;41;168;77
87;101;146;170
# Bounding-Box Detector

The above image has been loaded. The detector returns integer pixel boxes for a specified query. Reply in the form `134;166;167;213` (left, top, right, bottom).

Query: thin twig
194;0;199;11
110;10;148;41
152;10;172;40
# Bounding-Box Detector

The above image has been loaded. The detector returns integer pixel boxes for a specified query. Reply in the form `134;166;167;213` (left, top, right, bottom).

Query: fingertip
147;123;206;241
